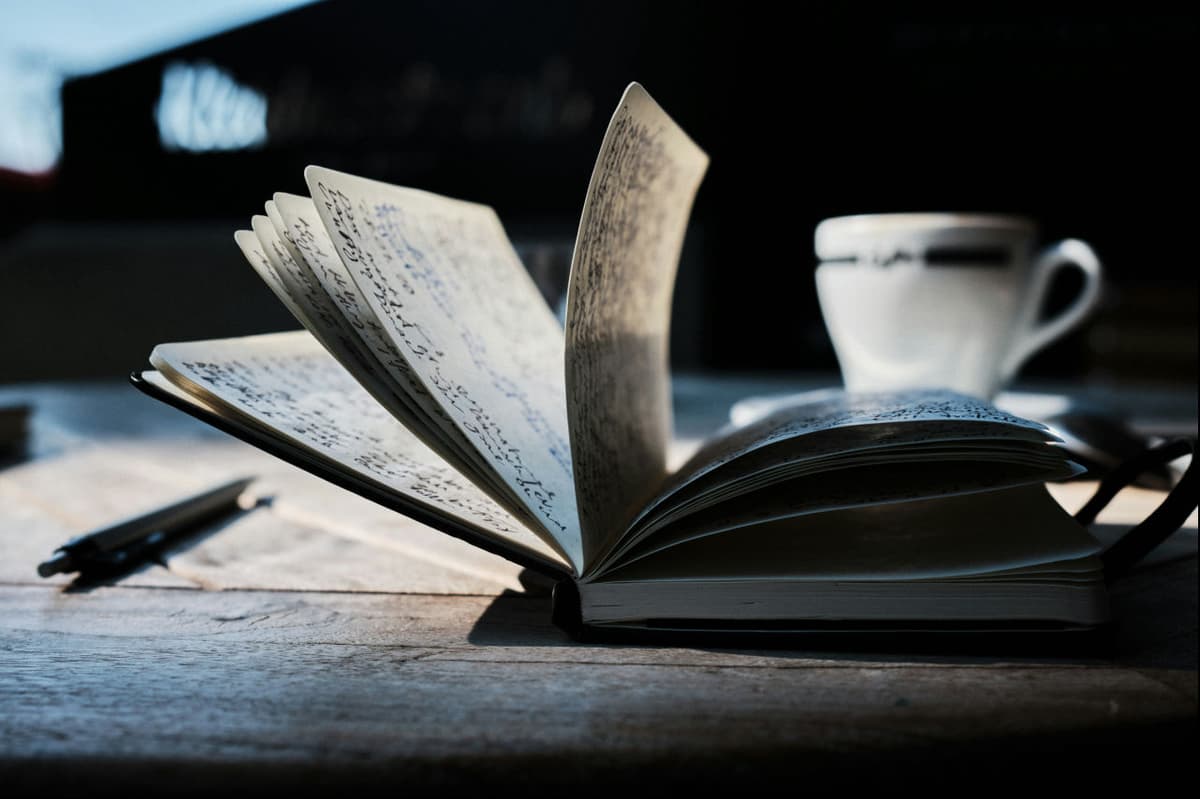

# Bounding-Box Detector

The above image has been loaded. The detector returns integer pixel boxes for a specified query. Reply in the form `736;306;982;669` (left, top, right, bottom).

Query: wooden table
1;379;1196;794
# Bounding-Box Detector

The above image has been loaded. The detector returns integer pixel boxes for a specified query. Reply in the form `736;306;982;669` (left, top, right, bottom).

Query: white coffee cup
814;213;1103;399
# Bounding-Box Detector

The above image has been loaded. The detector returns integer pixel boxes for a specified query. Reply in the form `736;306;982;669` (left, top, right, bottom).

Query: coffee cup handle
1000;239;1103;383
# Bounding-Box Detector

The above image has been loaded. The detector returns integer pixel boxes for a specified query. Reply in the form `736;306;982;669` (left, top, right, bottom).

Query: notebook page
246;215;407;410
582;391;1066;573
267;195;456;437
235;229;307;320
592;486;1101;583
304;166;581;572
267;195;474;448
148;331;568;573
564;83;709;565
602;450;1082;575
243;218;503;499
263;197;521;514
645;389;1057;523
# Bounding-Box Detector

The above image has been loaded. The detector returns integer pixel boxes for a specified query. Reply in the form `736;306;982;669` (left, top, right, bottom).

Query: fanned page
653;390;1060;507
303;166;582;572
591;390;1081;577
147;331;568;574
596;487;1101;583
564;82;710;565
238;221;503;499
241;215;438;452
261;195;524;517
579;487;1108;626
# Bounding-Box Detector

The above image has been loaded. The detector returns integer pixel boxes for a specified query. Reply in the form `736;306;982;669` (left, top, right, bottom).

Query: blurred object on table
0;404;31;463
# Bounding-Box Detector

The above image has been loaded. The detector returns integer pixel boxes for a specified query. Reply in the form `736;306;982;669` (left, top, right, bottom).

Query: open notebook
135;83;1113;636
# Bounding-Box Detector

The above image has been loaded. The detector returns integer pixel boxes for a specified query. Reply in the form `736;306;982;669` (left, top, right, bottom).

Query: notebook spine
550;579;585;639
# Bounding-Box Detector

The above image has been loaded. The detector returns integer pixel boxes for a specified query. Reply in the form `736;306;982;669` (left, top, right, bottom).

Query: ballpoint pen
36;476;256;578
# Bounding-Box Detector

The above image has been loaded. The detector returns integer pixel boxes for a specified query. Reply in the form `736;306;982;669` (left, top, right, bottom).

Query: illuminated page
262;197;521;514
259;201;440;440
243;217;498;495
304;166;581;572
564;83;709;564
149;331;568;574
620;390;1063;543
244;216;416;426
234;228;306;322
604;445;1081;575
266;195;460;444
660;389;1057;503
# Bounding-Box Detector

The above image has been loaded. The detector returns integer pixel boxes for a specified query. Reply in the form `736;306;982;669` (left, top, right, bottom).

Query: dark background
1;2;1195;389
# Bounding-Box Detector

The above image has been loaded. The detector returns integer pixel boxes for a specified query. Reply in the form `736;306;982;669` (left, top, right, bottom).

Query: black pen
36;476;255;578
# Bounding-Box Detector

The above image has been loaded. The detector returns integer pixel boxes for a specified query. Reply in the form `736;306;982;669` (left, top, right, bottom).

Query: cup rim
817;213;1036;235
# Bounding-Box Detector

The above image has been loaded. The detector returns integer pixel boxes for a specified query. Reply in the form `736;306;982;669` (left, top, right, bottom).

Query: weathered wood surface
1;561;1196;793
0;381;1196;793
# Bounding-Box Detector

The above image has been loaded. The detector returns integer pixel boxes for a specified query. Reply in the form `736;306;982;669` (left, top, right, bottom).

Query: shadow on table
467;550;1197;669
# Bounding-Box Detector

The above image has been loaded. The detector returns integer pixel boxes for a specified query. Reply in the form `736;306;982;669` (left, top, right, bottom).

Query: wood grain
0;563;1195;793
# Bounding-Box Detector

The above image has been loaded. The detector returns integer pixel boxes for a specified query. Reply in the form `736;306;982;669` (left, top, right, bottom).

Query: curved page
149;331;568;573
242;218;429;439
261;198;520;514
240;223;508;509
304;165;580;571
633;390;1059;532
564;82;709;565
599;452;1082;576
593;486;1102;584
